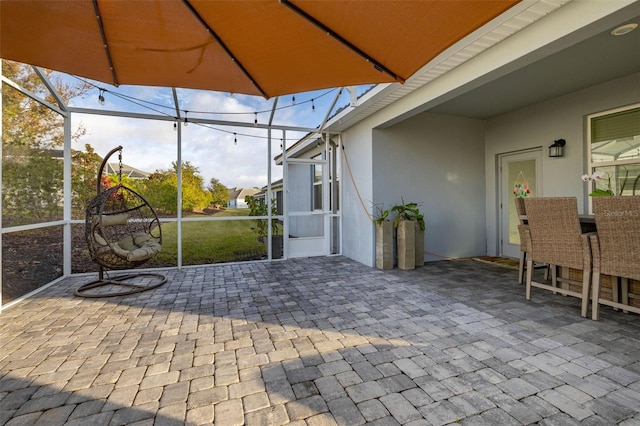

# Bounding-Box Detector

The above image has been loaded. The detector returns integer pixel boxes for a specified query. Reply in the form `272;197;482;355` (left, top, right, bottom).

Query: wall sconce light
549;139;566;158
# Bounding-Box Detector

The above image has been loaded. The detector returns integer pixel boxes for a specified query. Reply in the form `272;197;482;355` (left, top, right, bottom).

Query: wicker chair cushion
92;230;161;262
99;213;129;227
111;232;161;262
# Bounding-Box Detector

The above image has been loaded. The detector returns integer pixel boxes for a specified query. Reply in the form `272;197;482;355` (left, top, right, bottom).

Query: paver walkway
1;257;640;425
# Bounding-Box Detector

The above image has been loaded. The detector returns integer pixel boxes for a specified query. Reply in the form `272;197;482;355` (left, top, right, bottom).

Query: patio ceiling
0;0;519;99
428;11;640;119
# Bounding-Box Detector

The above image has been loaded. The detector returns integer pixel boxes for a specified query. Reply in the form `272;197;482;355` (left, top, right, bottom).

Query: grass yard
150;208;267;266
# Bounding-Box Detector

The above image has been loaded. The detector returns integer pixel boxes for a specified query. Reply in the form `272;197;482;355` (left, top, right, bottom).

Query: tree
2;61;90;225
208;178;229;208
138;161;212;214
245;194;281;238
71;144;103;216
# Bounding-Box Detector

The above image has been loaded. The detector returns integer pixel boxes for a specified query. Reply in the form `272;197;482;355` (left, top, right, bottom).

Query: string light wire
70;75;336;144
72;75;337;118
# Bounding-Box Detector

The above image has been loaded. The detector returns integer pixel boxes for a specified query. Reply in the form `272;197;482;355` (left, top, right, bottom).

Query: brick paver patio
1;257;639;425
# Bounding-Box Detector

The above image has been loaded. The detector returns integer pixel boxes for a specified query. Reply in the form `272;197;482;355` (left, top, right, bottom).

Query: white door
499;149;542;258
285;159;330;258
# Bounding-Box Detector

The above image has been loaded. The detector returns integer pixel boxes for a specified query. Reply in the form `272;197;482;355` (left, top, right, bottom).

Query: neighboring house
104;162;150;180
227;187;260;208
253;179;284;215
284;1;640;267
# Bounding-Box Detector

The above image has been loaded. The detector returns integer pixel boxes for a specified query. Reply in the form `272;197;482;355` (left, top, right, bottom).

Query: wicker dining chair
515;197;549;284
524;197;594;317
590;196;640;320
515;198;529;284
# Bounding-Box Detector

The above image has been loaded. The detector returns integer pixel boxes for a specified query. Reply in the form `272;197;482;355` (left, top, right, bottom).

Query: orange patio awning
1;0;519;98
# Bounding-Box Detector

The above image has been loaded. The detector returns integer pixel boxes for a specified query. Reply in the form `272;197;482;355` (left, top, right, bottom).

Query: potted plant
391;200;425;269
246;195;282;259
373;204;393;270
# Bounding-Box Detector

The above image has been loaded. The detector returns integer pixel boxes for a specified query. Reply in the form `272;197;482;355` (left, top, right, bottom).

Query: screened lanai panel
2;226;63;305
179;123;280;264
2;81;65;227
181;219;268;265
71;115;177;219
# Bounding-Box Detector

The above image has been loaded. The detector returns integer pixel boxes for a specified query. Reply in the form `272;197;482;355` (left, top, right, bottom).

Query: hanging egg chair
76;146;166;297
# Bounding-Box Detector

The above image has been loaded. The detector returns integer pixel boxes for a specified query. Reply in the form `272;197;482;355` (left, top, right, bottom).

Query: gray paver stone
496;377;540;400
379;392;422;423
346;381;387;403
393;359;426;379
160;381;190;406
419;400;466;426
315;376;348;401
155;402;187;426
185;404;214;425
186;387;227;409
286;395;329;420
327;397;366;425
306;412;339;426
33;405;75;426
244;405;290;426
357;399;390;422
538;389;594;421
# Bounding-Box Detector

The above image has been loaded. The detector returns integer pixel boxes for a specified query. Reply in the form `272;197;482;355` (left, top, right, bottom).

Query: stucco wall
340;123;375;266
484;72;640;255
373;113;487;263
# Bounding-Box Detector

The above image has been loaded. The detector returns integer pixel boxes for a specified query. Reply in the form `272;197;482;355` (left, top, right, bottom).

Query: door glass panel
288;163;314;212
508;159;537;245
289;215;324;238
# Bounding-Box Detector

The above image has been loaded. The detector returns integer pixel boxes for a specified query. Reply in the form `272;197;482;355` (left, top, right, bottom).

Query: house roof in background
228;187;260;201
104;162;149;179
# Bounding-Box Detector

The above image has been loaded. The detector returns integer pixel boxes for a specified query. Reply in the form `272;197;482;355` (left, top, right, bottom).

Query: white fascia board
323;82;399;133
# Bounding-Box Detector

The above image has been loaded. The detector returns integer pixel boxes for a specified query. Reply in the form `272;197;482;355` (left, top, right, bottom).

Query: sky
62;74;368;189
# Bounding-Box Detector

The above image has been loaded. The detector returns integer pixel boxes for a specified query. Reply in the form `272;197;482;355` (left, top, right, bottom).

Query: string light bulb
292;95;296;104
184;111;188;127
254;112;258;126
311;98;315;112
234;133;237;145
98;89;105;105
173;121;177;131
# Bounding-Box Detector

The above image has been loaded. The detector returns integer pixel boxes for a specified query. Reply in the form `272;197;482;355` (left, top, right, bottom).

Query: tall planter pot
271;235;283;259
397;219;416;270
375;221;393;270
415;222;424;268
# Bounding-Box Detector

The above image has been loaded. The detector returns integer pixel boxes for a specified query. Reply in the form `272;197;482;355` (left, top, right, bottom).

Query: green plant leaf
589;188;614;196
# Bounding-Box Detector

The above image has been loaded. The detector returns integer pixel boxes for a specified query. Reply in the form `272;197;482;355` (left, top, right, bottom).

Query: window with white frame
588;104;640;197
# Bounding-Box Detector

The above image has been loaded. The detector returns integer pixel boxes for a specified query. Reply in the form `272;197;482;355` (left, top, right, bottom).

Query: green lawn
150;208;267;266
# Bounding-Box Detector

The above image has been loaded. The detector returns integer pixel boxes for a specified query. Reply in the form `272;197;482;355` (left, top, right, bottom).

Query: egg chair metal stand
76;146;166;298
